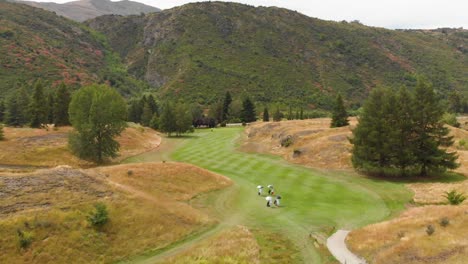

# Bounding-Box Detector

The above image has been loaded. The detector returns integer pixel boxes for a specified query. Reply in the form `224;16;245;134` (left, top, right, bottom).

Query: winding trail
122;127;411;263
327;230;367;264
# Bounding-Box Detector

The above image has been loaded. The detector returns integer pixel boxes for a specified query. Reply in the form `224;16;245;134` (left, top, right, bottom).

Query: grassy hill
0;1;147;98
11;0;160;22
87;2;468;109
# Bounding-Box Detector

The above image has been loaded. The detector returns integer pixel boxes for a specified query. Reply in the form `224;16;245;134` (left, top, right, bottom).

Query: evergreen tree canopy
240;97;256;123
68;84;127;164
159;102;176;136
29;80;48;128
53;82;71;127
222;91;232;122
263;107;269;122
331;94;349;127
351;79;458;177
5;86;30;127
273;108;282;122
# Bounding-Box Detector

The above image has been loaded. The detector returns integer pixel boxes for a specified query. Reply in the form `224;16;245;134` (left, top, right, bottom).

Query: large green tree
5;86;30;127
53;82;71;127
330;94;349;127
68;84;127;164
411;78;459;176
29;80;48;128
159;102;176;136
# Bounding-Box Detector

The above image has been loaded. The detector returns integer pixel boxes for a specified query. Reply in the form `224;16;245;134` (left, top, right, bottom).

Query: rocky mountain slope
87;2;468;108
0;1;146;97
11;0;160;22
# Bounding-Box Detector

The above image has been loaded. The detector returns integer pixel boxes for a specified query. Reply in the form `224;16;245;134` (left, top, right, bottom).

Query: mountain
11;0;160;22
87;2;468;109
0;1;146;97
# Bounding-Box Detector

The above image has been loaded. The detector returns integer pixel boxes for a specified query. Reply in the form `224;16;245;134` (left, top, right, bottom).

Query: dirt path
327;230;367;264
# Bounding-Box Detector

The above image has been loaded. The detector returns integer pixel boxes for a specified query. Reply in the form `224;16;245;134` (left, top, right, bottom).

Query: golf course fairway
130;127;412;263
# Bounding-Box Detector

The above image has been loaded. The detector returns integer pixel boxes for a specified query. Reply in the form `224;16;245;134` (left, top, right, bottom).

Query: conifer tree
147;94;158;115
273;108;282;121
127;100;142;123
331;94;349;127
411;78;458;176
263;107;269;122
300;108;304;120
29;80;48;128
54;82;71;126
222;91;232;122
6;86;30;126
47;93;54;124
240;97;256;123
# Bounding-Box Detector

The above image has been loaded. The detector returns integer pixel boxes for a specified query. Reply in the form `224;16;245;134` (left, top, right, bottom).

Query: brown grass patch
241;118;356;170
165;225;260;264
0;125;161;168
0;162;231;263
347;205;468;264
408;181;468;205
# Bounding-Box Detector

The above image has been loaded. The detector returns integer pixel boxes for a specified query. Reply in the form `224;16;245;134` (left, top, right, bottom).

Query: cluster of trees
351;78;459;176
0;80;71;128
127;94;159;127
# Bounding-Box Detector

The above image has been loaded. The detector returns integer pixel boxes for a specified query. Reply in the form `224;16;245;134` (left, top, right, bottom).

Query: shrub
444;190;466;205
280;136;293;147
88;203;109;227
0;124;4;140
17;229;33;249
442;113;460;127
458;139;467;150
439;217;450;227
293;149;302;157
127;170;133;176
426;225;435;236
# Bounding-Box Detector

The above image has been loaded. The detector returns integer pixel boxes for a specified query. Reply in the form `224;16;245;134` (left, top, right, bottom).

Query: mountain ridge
10;0;160;22
87;1;468;108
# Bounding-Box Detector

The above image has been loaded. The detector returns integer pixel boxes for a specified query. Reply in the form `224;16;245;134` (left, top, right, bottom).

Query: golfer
266;195;272;207
257;185;263;196
267;184;273;195
274;195;281;206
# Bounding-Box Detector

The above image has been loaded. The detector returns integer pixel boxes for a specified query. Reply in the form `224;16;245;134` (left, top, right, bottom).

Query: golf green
169;127;412;263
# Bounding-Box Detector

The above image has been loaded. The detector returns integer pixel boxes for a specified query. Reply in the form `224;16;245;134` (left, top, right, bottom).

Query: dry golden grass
165;225;260;264
408;181;468;205
0;162;232;263
347;205;468;264
0;125;160;168
242;118;357;170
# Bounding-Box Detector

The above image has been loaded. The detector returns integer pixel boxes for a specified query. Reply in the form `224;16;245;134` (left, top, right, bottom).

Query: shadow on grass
165;134;200;139
361;171;466;184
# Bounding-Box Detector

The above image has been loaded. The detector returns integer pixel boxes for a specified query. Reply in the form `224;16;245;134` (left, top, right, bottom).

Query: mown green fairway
167;127;412;263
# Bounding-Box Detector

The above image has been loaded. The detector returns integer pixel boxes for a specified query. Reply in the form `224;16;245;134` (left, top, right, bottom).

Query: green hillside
87;2;468;109
0;1;146;97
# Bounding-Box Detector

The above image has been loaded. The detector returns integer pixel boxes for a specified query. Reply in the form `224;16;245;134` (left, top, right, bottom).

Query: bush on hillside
444;190;466;205
17;229;33;249
426;225;435;236
88;203;109;227
439;217;450;227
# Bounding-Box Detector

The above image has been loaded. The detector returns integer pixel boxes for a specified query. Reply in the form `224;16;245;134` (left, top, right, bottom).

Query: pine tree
29;80;48;128
287;106;293;120
331;94;349;127
273;108;282;121
5;87;30;127
412;78;458;176
147;94;158;115
222;91;232;122
54;82;71;126
300;108;304;120
240;97;256;123
351;87;393;172
47;93;54;124
263;107;269;122
127;100;142;123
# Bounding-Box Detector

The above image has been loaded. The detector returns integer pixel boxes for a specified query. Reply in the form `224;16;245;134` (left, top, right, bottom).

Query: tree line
0;80;71;128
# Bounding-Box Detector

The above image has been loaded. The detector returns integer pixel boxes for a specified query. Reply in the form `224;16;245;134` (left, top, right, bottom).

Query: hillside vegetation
0;163;232;263
11;0;160;22
0;1;146;97
87;2;468;108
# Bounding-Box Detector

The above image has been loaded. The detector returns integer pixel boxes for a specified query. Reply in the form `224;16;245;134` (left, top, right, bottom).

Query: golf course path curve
327;230;367;264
